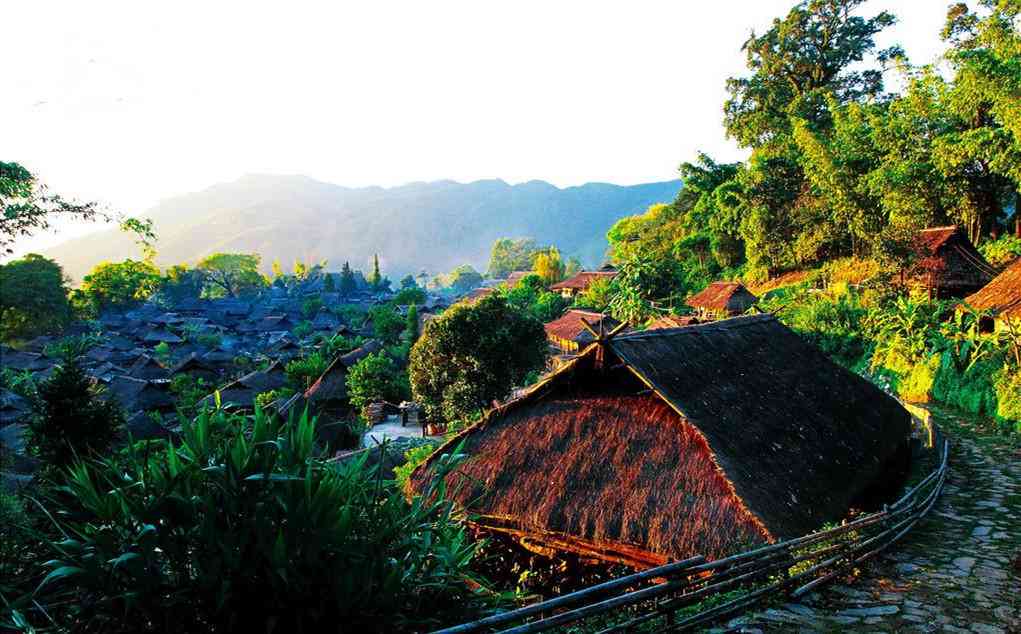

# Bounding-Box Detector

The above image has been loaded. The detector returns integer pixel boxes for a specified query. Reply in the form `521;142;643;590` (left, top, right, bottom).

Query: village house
549;268;618;299
685;281;758;320
543;309;622;355
910;226;995;299
411;314;911;568
646;314;700;330
963;256;1021;333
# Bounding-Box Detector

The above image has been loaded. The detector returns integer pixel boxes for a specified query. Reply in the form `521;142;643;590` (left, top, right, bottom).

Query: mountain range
42;174;683;282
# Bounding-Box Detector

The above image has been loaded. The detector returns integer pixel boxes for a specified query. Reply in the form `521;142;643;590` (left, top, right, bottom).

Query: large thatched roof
412;314;910;567
963;257;1021;320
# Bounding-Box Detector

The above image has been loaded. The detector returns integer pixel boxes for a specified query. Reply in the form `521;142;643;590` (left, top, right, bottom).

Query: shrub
979;234;1021;267
301;296;324;318
394;443;437;491
346;352;410;411
292;320;314;339
27;344;123;472
14;409;501;632
993;365;1021;432
169;374;210;419
285;351;328;390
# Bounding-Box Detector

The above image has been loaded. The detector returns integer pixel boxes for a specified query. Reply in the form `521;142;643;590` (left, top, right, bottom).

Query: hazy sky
5;1;951;254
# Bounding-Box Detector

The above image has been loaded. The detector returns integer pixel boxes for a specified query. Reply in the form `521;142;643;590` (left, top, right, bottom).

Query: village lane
723;411;1021;634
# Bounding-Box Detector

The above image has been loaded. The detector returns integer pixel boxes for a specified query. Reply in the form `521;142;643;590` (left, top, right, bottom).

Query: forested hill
42;175;682;281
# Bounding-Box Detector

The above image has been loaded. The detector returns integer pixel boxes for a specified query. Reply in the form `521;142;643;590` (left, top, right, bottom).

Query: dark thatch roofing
550;270;618;291
413;314;910;566
963;257;1021;320
685;282;758;315
1;350;50;371
544;310;622;345
105;376;175;413
143;327;184;344
300;340;384;406
127;355;170;380
201;360;289;410
912;226;995;297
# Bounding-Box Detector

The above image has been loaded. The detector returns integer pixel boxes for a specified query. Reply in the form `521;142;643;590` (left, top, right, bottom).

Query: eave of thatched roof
963;257;1021;320
911;226;995;296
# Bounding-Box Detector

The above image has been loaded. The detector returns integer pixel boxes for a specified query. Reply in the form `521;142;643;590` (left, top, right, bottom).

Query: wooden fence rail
434;435;949;634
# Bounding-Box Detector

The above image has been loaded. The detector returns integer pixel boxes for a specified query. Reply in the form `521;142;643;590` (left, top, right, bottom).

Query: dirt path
720;412;1021;633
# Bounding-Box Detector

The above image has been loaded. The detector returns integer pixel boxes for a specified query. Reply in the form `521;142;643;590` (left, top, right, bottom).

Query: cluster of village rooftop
2;225;1019;555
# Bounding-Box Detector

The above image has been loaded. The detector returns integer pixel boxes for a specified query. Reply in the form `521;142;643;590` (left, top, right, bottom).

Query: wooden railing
435;435;948;634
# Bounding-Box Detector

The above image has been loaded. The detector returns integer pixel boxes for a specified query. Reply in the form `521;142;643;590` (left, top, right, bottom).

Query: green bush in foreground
5;407;501;633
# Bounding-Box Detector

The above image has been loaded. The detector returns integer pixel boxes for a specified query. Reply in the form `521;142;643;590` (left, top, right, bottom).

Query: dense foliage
346;351;411;411
0;253;72;340
4;409;501;632
409;295;546;424
26;341;124;473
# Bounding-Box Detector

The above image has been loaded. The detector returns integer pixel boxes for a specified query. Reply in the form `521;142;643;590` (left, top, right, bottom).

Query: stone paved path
723;414;1021;633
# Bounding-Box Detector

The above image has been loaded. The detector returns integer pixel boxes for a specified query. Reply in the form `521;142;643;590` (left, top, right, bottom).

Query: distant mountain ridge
42;175;683;282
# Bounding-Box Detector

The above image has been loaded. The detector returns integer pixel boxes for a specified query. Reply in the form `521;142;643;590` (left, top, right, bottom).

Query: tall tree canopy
487;237;539;277
74;259;162;313
409;295;546;424
0;254;72;340
196;253;265;298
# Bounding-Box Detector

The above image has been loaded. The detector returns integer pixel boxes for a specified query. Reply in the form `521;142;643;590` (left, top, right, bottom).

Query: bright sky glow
4;1;950;256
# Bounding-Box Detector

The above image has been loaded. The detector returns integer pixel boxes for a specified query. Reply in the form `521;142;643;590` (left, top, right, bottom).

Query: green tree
271;258;284;281
533;247;566;285
161;264;206;303
406;304;420;343
27;340;123;472
447;265;483;293
323;273;336;293
339;261;357;297
75;259;163;312
392;287;426;305
607;254;682;323
400;274;417;289
409;294;546;424
196;253;265;298
487;237;539;277
368;306;405;345
724;0;901;274
0;254;72;341
346;351;409;411
368;254;382;291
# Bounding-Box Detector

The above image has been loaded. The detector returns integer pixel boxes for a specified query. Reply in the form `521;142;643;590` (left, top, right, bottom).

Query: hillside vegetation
41;176;681;282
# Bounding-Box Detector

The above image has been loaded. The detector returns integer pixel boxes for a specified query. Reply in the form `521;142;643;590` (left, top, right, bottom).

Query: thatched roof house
911;226;994;299
963;257;1021;332
143;327;184;344
203;360;289;410
685;282;758;319
550;270;618;299
127;355;170;381
544;309;622;354
281;340;384;418
646;314;700;330
411;314;910;568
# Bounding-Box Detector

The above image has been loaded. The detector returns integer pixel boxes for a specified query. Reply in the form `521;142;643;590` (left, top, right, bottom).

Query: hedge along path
729;408;1021;633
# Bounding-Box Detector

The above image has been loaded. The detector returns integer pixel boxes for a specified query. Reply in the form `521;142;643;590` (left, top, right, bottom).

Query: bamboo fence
434;434;949;634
